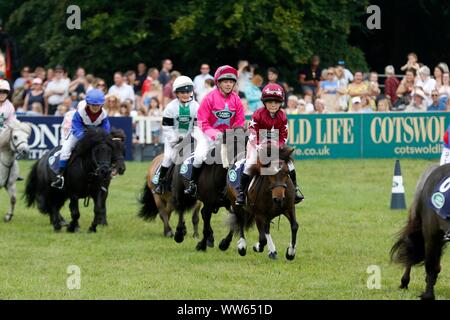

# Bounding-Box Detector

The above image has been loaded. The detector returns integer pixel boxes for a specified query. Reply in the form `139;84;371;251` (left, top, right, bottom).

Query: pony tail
390;206;425;266
24;161;39;207
138;181;159;220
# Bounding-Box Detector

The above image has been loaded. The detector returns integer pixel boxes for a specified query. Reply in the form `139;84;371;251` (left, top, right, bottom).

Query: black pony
171;128;245;251
25;128;126;232
391;163;450;300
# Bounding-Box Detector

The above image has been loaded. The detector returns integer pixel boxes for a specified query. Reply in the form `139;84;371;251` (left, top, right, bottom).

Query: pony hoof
174;232;184;243
420;292;435;300
165;230;174;238
285;248;296;261
67;225;80;233
238;247;247;256
268;251;278;260
196;240;207;251
207;239;214;248
399;284;408;290
88;227;97;233
53;227;62;233
253;244;263;253
3;214;12;222
219;239;230;251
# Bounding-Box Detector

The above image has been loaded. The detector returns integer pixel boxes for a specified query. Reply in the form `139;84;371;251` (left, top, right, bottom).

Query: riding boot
154;166;169;194
289;170;304;204
51;161;67;189
184;166;201;196
236;173;251;206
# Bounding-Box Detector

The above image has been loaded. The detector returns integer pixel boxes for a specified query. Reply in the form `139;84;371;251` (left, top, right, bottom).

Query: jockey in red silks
184;65;245;196
235;83;304;205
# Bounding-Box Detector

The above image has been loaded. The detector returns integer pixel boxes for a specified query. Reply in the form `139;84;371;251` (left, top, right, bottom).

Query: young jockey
154;76;200;194
0;80;17;130
51;89;110;189
185;65;245;196
236;83;304;205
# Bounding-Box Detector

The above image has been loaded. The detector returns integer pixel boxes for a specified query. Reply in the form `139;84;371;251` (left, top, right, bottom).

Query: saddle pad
180;153;196;180
47;146;63;174
429;174;450;220
227;158;246;193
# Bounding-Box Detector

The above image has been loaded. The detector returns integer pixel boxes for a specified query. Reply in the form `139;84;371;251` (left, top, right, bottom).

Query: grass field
1;158;450;300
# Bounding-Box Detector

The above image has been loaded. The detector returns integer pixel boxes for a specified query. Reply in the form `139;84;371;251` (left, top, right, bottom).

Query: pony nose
273;197;284;205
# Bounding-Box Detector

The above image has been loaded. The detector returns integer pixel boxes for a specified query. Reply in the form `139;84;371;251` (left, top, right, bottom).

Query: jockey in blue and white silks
51;89;110;189
154;76;199;194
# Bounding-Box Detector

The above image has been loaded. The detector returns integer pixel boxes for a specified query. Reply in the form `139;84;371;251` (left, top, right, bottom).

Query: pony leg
67;197;80;233
420;235;443;300
3;181;16;222
159;208;173;238
285;208;299;261
174;210;186;243
265;223;278;260
51;206;63;232
192;203;200;239
196;206;213;251
219;229;233;251
89;192;107;233
400;265;411;289
237;224;247;257
253;216;267;253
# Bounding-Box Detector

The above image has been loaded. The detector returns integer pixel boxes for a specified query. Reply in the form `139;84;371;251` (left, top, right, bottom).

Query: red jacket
384;76;400;104
249;107;288;147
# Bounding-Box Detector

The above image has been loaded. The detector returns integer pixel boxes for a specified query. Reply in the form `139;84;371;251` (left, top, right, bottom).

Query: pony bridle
90;144;112;178
9;129;28;160
111;137;125;170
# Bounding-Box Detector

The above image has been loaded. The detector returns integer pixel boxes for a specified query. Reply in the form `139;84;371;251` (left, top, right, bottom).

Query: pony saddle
429;174;450;220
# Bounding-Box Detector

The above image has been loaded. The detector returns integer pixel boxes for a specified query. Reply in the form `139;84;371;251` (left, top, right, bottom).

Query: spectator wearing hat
23;77;46;112
44;65;69;115
406;89;427;112
427;90;447;111
415;66;436;105
298;55;322;96
337;60;354;83
108;71;135;108
384;65;400;105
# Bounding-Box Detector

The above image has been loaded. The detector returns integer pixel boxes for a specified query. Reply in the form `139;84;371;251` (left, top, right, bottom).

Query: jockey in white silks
154;76;200;194
184;65;245;196
51;89;110;189
0;80;17;130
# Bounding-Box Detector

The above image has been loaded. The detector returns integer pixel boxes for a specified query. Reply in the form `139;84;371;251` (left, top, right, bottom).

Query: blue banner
17;116;133;160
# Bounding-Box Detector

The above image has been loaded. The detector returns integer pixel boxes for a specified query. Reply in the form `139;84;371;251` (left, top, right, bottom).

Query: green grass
1;158;450;300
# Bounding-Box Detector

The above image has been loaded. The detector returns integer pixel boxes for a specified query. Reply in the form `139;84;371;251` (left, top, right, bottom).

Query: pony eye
13;135;18;140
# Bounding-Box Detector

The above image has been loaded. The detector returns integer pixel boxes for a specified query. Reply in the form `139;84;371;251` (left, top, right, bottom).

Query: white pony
0;119;32;222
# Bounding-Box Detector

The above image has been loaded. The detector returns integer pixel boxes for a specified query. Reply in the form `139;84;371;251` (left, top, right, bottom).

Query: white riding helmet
172;76;194;93
0;79;11;93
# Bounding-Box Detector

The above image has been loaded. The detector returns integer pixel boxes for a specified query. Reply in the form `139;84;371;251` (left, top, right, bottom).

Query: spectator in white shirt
193;64;214;99
44;65;69;115
108;71;135;108
415;66;436;106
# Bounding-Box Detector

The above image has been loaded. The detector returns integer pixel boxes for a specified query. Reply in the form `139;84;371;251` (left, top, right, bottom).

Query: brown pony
220;146;299;260
138;153;201;238
391;163;450;300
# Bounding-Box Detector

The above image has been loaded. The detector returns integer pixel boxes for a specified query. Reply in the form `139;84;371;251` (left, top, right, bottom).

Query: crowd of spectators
1;53;449;143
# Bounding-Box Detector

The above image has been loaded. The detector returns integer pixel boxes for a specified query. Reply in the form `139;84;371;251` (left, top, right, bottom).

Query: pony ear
287;147;295;157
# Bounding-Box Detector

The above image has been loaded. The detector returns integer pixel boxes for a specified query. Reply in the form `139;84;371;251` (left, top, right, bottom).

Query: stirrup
184;181;197;196
235;192;247;206
51;176;64;189
444;231;450;242
154;179;165;194
294;187;304;204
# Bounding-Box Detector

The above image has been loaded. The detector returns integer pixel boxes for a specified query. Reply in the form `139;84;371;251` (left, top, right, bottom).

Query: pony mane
249;145;294;176
72;128;112;158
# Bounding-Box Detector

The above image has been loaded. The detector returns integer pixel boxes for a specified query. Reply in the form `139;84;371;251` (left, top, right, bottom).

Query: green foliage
3;0;369;83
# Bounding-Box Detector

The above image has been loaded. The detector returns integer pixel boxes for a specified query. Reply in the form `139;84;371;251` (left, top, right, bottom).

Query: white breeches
193;133;212;168
162;141;176;168
441;146;450;165
60;133;79;161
